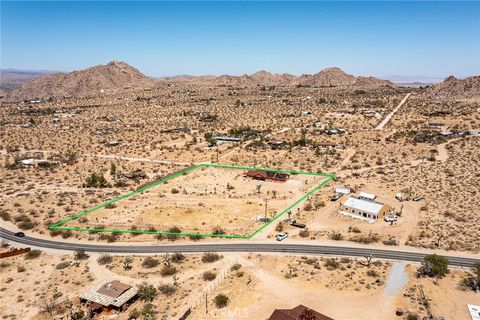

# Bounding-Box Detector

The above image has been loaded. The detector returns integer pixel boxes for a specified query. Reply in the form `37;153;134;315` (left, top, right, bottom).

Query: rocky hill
6;61;154;102
296;67;393;87
427;75;480;100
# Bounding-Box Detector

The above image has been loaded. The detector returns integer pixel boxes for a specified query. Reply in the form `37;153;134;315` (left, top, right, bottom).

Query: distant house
214;136;241;142
267;141;288;150
123;169;147;179
244;170;289;182
104;140;120;147
317;142;337;148
268;304;334;320
428;122;445;128
18;158;51;167
440;130;453;137
79;280;138;314
340;195;394;222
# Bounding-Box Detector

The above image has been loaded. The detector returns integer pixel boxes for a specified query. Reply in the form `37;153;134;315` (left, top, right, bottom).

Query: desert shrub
406;313;419;320
56;261;70;270
458;263;480;291
97;254;113;265
49;229;62;237
230;263;242;271
74;249;89;260
202;252;221;263
141;303;156;318
84;173;108;188
275;223;283;232
15;214;36;230
166;226;181;241
212;226;226;235
17;266;26;272
142;257;160;269
160;265;177;276
418;254;449;278
324;258;340;270
158;284;176;296
299;228;309;238
214;294;229;308
0;210;11;221
137;283;157;302
61;230;73;239
330;232;343;240
366;269;379;277
171;188;180;194
98;232;119;243
203;271;217;281
171;252;185;263
24;249;41;260
350;233;380;244
304;203;313;211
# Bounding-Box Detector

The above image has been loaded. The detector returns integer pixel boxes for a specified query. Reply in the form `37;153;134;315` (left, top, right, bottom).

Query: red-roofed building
244;170;290;182
268;305;334;320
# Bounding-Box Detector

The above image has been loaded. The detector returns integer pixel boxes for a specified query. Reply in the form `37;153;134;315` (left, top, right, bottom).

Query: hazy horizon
2;2;479;79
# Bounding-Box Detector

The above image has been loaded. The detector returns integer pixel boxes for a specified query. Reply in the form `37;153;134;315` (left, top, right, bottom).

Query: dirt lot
65;166;329;236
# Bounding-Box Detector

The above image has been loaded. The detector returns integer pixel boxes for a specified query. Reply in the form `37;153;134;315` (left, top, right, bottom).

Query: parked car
256;216;270;223
413;195;424;201
330;193;342;201
383;215;398;223
14;232;25;237
276;232;289;241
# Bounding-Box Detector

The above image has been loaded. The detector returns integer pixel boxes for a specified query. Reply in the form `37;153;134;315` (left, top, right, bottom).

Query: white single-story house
468;304;480;320
335;187;351;195
358;192;376;201
339;196;394;222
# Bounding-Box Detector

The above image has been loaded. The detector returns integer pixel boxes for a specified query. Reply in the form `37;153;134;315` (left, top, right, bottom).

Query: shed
79;280;138;312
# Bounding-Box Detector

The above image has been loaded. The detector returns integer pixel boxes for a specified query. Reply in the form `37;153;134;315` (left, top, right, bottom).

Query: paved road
375;93;411;130
1;228;478;267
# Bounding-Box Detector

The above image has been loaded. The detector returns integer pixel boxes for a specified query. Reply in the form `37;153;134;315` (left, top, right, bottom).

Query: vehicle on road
14;232;25;237
276;232;289;241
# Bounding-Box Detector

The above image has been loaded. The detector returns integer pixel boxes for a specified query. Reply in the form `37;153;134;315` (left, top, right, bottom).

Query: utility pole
264;198;269;219
216;146;219;163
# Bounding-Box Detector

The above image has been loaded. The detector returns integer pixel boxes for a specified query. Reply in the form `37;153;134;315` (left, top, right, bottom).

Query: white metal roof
468;305;480;320
358;192;376;200
335;187;350;195
342;197;385;215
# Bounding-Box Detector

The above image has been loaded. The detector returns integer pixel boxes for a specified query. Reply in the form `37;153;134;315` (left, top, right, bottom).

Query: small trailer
289;220;306;228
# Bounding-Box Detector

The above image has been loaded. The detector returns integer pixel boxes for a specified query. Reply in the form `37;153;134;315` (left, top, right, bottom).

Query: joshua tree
123;257;133;270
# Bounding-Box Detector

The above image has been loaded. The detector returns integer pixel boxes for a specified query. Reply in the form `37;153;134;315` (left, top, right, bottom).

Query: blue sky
1;1;479;78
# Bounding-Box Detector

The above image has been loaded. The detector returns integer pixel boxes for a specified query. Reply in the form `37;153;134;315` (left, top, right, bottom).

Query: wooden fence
0;247;31;259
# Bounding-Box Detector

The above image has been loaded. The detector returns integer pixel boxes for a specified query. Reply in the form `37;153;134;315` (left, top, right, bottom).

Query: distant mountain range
1;61;478;102
4;61;154;102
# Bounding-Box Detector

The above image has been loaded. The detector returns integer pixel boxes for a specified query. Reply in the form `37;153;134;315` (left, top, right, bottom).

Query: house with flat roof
339;195;393;222
79;280;138;313
268;304;334;320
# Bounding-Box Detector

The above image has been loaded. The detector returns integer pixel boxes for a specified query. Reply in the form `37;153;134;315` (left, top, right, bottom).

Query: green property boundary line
48;163;335;239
